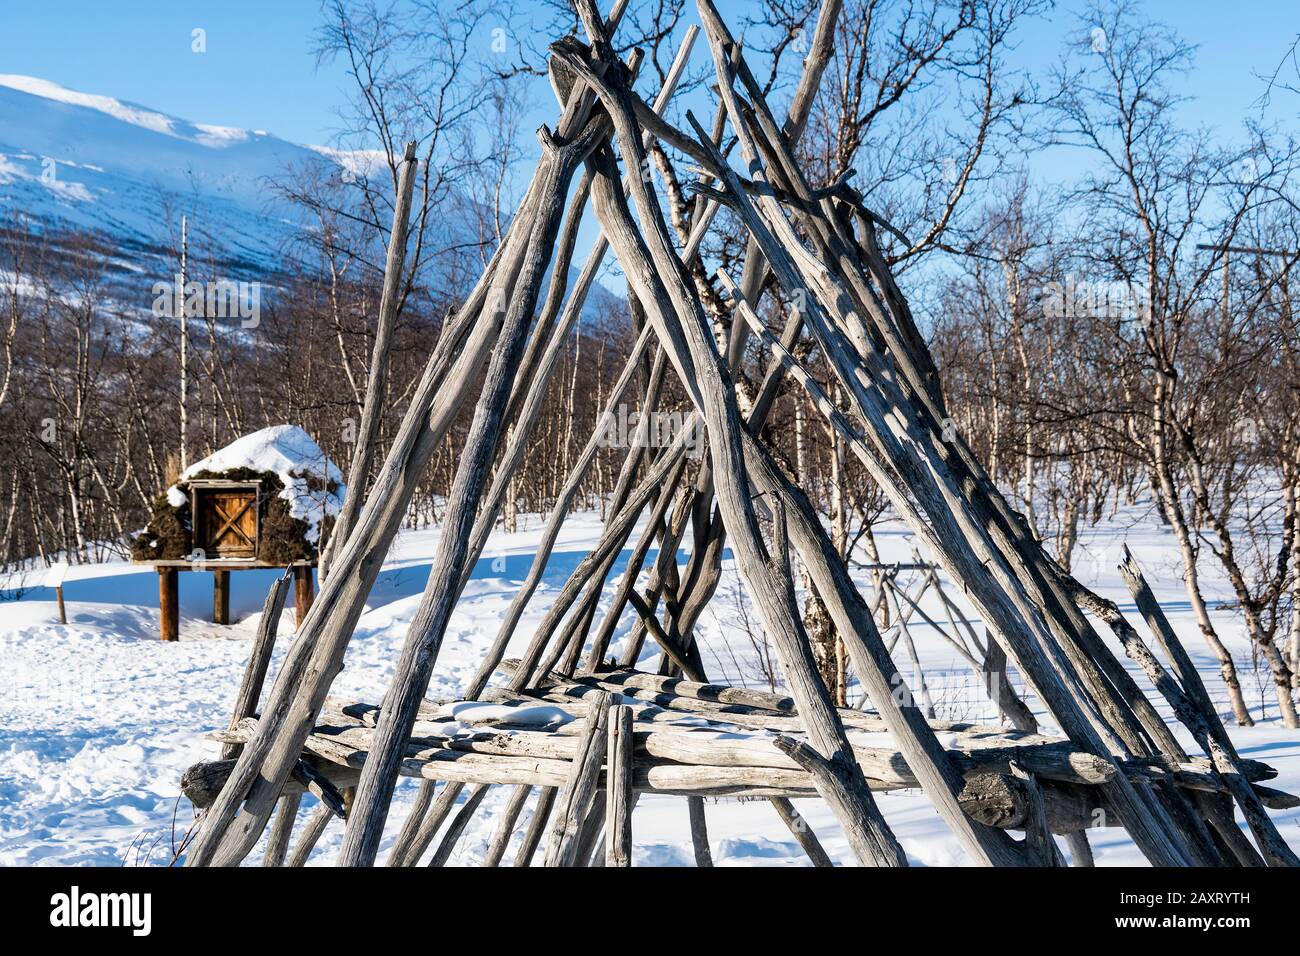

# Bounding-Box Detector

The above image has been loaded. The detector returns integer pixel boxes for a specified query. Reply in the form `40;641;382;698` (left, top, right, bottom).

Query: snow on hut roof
167;425;345;542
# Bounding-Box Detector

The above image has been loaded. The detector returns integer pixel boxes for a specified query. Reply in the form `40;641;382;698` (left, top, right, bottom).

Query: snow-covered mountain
0;74;626;321
0;75;337;273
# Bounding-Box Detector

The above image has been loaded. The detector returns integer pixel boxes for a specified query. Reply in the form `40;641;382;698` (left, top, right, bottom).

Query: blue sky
0;1;353;146
1;0;1296;296
1;1;1296;150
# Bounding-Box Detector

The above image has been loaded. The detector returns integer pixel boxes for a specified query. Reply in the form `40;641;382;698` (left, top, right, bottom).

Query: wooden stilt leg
293;565;314;629
213;569;230;625
159;568;179;642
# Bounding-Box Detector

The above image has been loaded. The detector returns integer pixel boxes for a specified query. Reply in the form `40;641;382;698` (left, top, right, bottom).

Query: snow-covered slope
0;74;627;323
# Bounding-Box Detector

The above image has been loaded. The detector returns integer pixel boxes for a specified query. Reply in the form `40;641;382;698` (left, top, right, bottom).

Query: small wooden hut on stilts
133;425;340;640
178;0;1299;867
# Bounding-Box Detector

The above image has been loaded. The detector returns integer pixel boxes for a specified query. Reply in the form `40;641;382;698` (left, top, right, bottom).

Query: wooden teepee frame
180;0;1299;868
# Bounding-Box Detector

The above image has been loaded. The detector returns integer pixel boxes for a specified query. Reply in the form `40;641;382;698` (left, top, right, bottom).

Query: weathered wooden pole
428;784;490;867
320;140;420;582
1113;548;1299;866
390;781;465;867
560;12;907;863
336;113;607;867
385;781;436;866
677;7;1197;860
285;802;333;868
514;788;558;867
483;785;532;866
605;705;634;867
770;797;834;867
545;692;612;866
180;7;633;859
262;792;302;867
460;29;701;700
687;795;713;867
221;574;290;761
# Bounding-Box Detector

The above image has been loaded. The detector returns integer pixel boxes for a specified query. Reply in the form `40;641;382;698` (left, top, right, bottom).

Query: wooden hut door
195;487;259;559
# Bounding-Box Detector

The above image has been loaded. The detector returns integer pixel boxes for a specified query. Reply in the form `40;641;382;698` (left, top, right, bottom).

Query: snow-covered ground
1;505;1297;866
